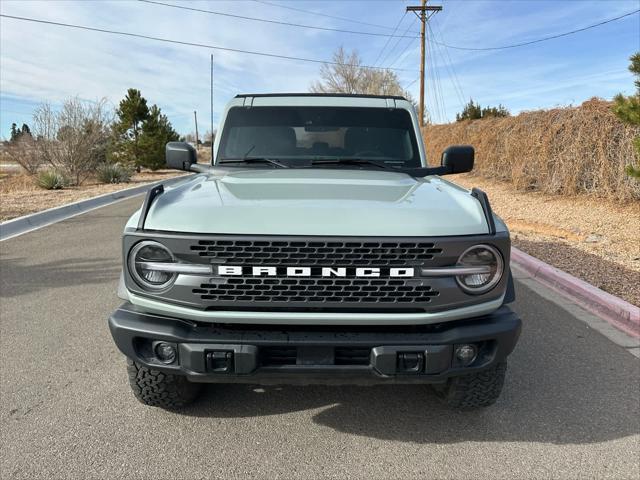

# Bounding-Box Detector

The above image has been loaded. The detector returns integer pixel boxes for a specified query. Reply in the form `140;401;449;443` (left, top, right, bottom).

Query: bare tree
311;47;415;99
32;97;113;185
2;135;42;175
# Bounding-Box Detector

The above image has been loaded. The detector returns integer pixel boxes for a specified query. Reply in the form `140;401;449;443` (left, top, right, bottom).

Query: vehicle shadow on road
0;256;120;297
179;283;640;446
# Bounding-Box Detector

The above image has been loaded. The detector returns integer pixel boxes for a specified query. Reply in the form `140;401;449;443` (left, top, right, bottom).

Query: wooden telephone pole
407;1;442;127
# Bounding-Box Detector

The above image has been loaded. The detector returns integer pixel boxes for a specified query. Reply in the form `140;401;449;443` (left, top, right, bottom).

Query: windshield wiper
311;158;400;172
218;157;291;168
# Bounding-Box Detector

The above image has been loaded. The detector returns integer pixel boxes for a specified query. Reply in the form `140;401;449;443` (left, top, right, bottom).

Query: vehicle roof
235;93;408;100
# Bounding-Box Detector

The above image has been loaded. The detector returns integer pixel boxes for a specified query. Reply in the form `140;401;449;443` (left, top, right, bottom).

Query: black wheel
126;359;202;409
434;361;507;409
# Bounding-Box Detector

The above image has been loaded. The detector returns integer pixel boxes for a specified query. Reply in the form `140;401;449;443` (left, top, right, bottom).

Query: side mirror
166;142;196;171
441;145;474;174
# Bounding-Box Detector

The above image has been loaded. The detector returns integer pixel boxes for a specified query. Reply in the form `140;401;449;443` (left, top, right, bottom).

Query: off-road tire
434;361;507;409
126;360;202;409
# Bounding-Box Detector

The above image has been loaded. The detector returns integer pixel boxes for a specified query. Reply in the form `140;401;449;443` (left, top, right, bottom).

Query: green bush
36;170;68;190
96;163;132;184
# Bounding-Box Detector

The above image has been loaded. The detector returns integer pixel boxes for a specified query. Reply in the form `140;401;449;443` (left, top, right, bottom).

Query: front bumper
109;303;521;385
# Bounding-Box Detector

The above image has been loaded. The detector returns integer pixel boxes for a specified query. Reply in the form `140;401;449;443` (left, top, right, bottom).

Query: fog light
455;344;477;366
154;342;177;364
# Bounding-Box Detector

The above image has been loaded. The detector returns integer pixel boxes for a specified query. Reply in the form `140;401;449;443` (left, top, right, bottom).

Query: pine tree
481;104;510;118
20;123;32;137
10;123;19;142
111;88;150;169
456;99;510;121
138;105;180;170
456;100;482;121
613;52;640;179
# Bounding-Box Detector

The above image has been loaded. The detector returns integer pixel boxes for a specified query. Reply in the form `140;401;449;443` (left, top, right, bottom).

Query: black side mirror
166;142;196;171
441;145;474;174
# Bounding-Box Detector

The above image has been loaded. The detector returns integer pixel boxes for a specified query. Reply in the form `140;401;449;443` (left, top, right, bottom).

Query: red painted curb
511;247;640;339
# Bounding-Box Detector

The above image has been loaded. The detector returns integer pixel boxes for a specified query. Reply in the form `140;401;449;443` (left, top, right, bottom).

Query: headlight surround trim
455;244;504;295
128;240;177;292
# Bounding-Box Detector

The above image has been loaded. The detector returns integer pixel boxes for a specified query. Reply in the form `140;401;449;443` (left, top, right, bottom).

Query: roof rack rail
234;93;407;100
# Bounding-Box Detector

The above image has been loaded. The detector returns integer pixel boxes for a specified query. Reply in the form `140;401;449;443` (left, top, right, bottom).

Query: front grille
193;277;439;304
126;232;510;313
190;240;442;266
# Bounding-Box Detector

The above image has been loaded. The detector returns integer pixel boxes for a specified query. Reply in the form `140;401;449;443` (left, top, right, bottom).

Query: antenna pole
193;110;199;151
210;53;214;163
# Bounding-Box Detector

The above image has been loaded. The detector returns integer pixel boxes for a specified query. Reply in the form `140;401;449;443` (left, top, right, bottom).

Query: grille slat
191;240;442;266
194;277;439;304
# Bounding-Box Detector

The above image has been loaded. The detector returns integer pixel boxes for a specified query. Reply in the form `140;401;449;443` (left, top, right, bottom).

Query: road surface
1;197;638;479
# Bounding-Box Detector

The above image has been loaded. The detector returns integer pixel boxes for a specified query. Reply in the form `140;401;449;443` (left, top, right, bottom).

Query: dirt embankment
423;98;640;202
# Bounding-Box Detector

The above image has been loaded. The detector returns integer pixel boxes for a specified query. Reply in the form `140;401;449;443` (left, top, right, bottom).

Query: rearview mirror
166;142;196;171
441;145;474;174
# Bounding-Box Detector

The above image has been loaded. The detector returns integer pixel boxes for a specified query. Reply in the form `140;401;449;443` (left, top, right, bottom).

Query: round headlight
128;241;176;291
455;244;504;294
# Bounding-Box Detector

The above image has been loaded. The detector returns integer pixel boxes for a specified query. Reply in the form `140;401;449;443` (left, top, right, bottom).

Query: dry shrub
1;136;42;174
32;97;112;186
197;146;212;164
423;98;640;202
0;173;37;193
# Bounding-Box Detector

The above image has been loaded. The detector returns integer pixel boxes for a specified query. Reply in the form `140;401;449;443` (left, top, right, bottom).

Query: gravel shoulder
0;169;184;222
452;174;640;306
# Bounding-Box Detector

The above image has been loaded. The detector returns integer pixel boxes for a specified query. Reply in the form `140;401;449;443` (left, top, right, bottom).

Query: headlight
128;241;176;291
455;244;504;294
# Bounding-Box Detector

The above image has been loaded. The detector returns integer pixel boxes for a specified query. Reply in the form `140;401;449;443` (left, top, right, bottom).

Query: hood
137;169;490;236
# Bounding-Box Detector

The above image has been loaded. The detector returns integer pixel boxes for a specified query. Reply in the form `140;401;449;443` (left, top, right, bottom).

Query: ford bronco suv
109;93;521;410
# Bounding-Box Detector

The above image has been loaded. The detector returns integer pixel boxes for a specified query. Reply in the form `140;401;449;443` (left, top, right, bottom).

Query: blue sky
1;0;639;139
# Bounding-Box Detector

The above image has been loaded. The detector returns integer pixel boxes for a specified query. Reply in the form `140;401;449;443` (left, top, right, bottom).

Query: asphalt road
1;197;638;479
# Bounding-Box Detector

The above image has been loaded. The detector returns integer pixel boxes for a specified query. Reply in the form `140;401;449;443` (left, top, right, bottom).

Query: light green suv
109;93;521;410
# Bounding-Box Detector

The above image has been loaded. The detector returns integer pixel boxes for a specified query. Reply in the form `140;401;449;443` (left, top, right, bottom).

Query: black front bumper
108;304;521;385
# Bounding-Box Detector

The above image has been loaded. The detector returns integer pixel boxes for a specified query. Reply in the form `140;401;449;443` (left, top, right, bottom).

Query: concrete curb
0;176;188;241
511;247;640;338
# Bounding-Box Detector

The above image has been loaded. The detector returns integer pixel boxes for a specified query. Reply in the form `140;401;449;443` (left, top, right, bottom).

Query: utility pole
407;1;442;127
193;110;200;150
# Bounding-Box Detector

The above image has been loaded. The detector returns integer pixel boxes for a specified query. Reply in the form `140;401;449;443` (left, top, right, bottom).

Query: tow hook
206;351;234;373
397;352;424;373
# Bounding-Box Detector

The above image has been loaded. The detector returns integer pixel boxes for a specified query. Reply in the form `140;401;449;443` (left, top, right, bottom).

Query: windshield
217;106;422;168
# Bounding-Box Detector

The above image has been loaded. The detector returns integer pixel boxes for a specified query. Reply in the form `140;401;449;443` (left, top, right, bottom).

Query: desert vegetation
1;89;179;190
424;98;640;202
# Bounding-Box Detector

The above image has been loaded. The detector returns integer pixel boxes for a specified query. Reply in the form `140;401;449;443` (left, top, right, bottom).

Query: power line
379;16;418;67
0;14;418;72
428;24;447;122
138;0;419;39
386;17;419;69
436;8;640;51
404;77;419;90
252;0;407;32
371;12;408;66
429;21;465;109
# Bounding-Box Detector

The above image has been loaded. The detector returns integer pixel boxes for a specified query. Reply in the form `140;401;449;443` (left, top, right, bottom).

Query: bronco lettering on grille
216;266;415;278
